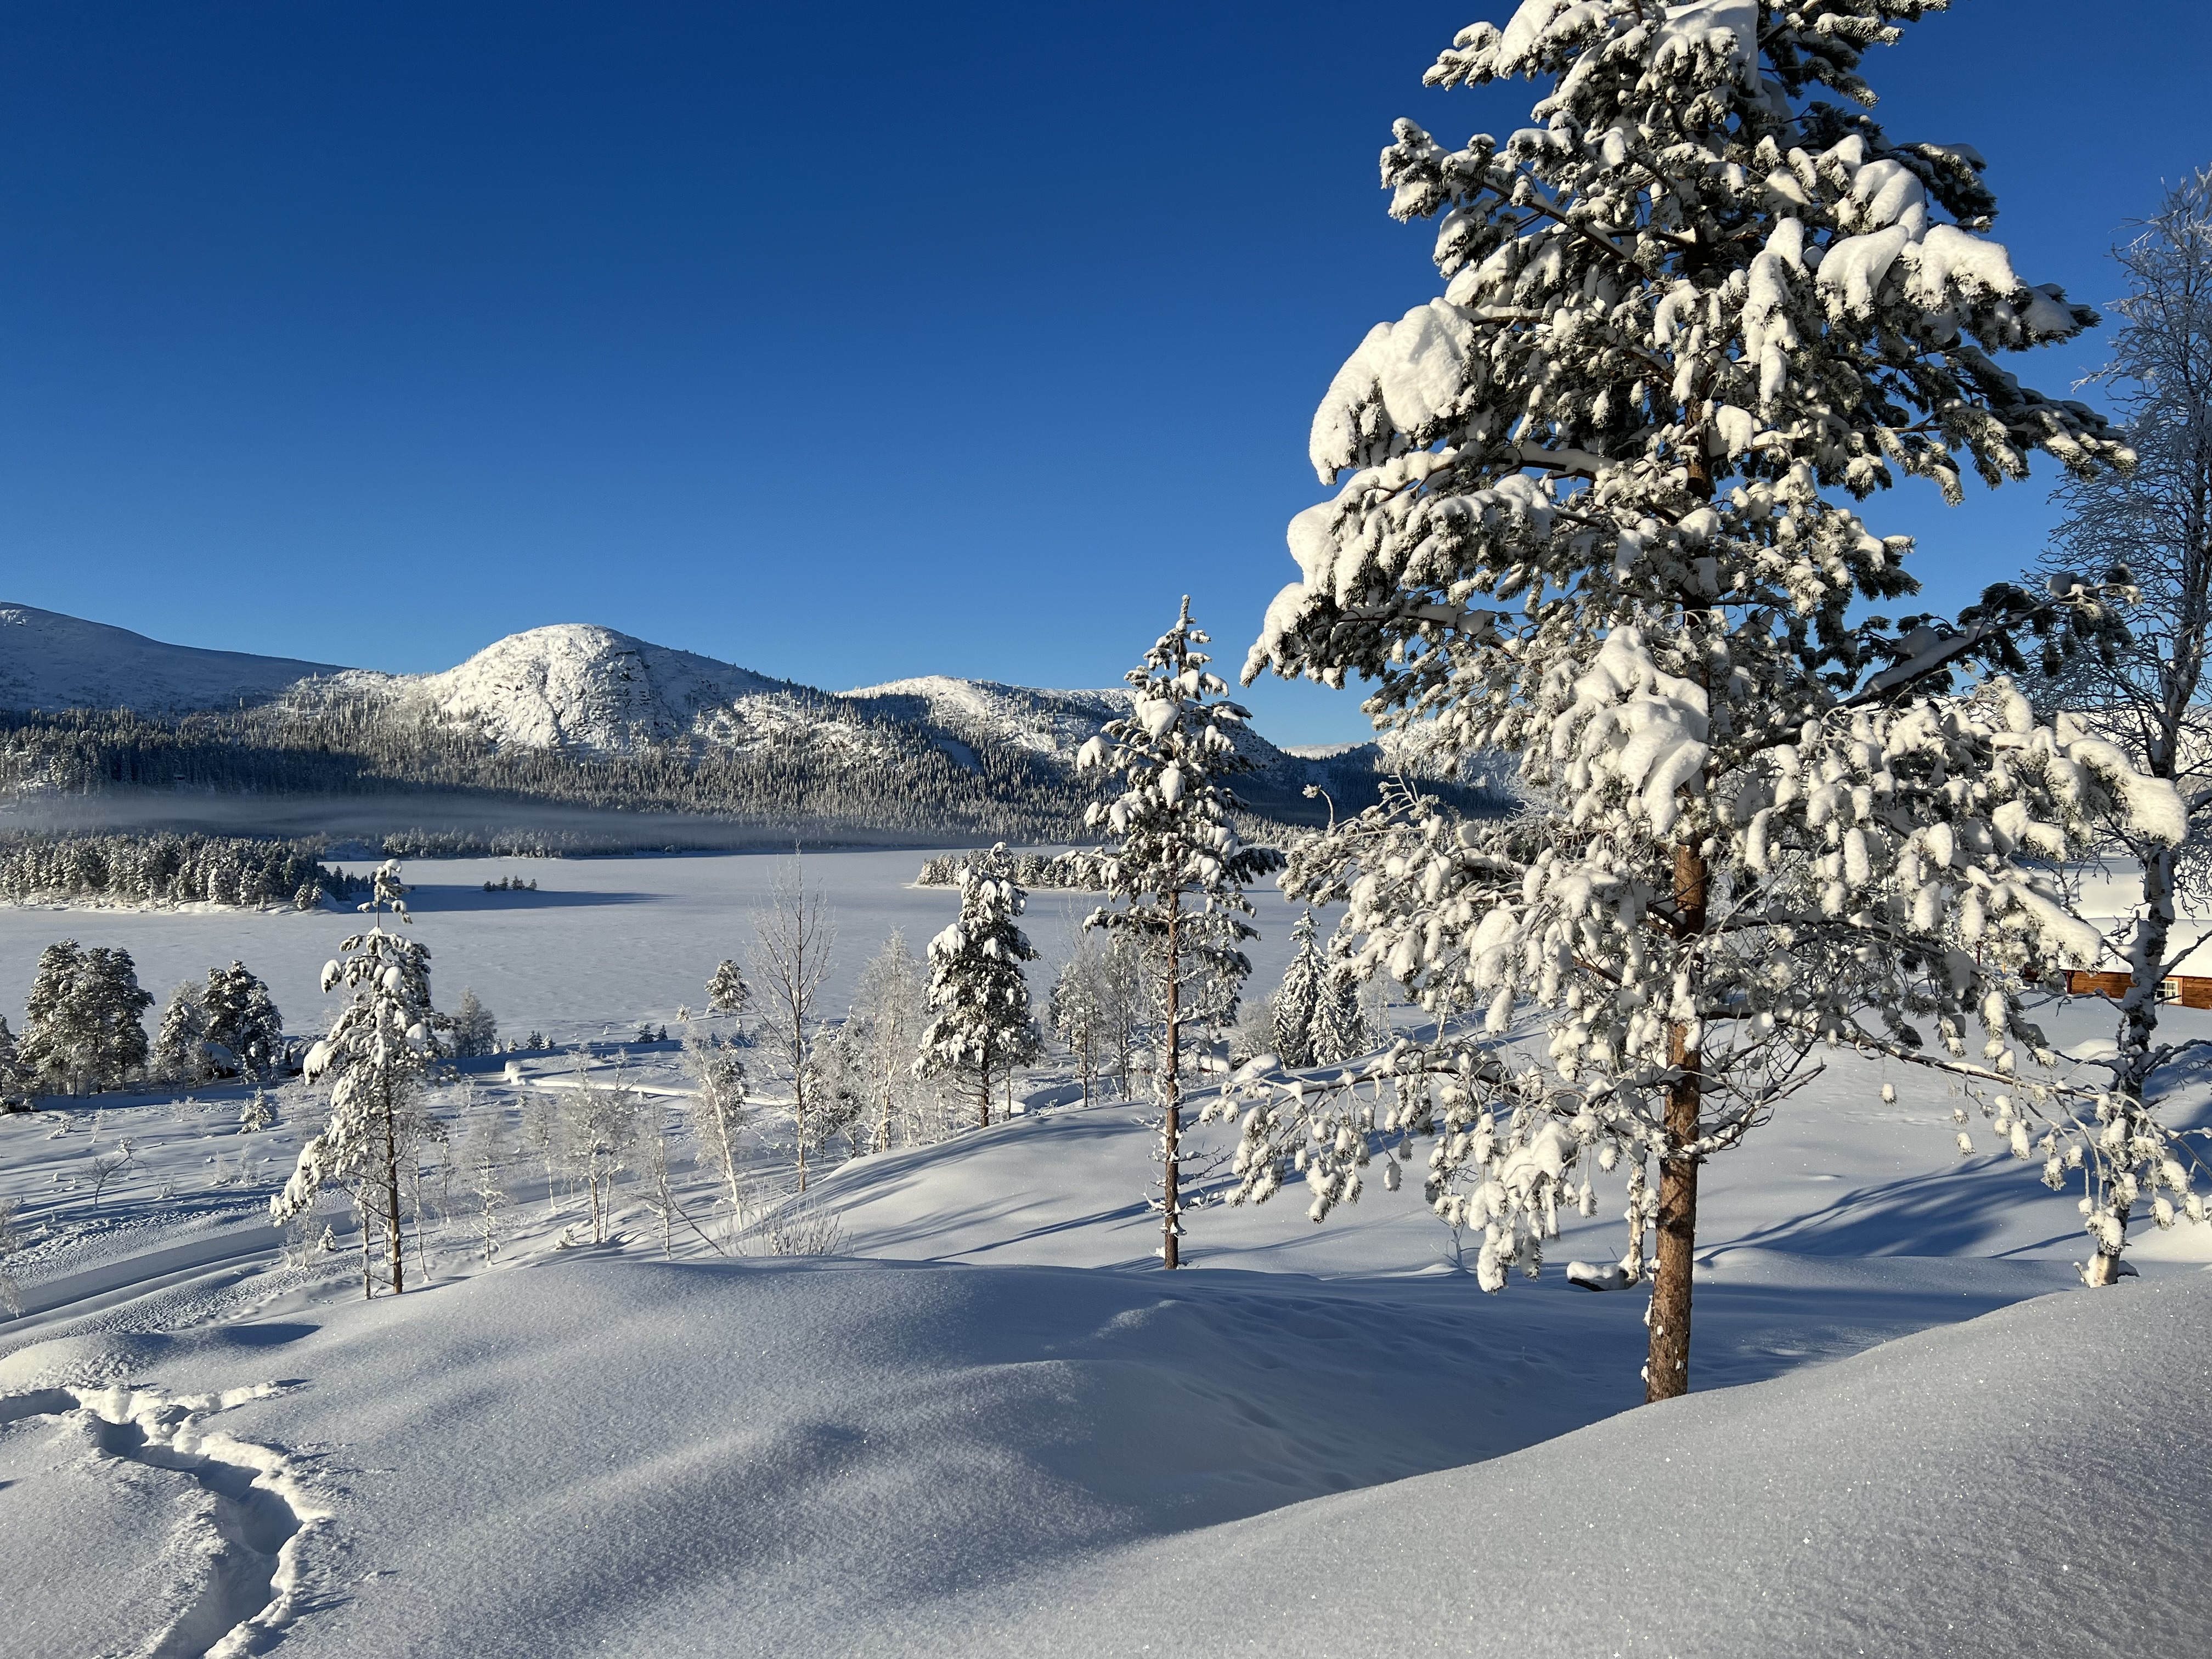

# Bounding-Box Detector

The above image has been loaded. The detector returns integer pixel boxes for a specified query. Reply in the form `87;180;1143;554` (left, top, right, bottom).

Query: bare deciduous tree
749;856;837;1192
2028;168;2212;1280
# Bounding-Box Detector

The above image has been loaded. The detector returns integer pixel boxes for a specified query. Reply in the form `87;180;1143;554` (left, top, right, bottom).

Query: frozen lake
0;848;1331;1049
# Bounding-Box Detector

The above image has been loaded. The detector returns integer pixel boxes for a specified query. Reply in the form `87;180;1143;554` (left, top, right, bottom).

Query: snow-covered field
2;849;2208;1657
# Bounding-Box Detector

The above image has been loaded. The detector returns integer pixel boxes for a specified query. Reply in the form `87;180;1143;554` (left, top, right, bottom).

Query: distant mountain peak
408;624;789;753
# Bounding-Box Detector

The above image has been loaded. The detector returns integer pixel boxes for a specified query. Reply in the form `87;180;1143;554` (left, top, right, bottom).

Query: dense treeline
0;694;1097;843
0;832;353;909
915;849;1110;890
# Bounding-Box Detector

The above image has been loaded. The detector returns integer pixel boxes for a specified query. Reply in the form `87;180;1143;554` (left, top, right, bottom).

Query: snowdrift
921;1272;2212;1659
4;1252;2205;1658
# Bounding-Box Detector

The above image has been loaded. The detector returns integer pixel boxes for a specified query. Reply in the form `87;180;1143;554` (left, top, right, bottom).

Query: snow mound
405;624;791;753
922;1273;2212;1658
0;602;349;713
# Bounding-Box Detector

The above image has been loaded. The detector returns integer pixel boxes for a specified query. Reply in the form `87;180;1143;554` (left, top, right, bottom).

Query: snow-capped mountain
395;625;794;753
0;603;347;714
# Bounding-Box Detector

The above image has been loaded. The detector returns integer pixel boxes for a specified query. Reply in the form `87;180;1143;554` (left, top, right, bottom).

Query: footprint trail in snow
0;1381;330;1659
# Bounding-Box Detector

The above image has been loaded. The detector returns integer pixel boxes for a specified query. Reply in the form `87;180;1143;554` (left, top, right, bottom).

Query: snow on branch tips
1225;1;2197;1400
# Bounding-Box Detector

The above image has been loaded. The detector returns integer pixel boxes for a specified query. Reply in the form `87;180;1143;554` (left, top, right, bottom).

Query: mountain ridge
0;602;1505;842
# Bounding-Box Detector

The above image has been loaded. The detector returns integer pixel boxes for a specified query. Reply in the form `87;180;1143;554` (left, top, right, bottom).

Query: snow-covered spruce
272;860;441;1297
1224;3;2193;1396
201;960;286;1079
16;940;153;1096
916;844;1042;1130
706;958;749;1019
2023;169;2212;1280
1268;909;1327;1069
1081;600;1284;1268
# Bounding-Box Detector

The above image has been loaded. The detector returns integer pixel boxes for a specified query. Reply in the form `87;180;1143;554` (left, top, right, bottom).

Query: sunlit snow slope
0;603;347;713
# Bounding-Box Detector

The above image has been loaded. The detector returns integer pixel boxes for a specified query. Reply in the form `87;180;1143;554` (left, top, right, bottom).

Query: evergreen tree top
1081;599;1285;912
1250;1;2131;743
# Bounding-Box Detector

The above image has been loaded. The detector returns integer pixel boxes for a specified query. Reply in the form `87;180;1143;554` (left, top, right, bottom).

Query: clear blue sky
2;2;2207;744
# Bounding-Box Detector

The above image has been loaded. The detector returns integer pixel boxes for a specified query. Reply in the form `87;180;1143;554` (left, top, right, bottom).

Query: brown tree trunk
1647;842;1707;1402
382;1089;405;1296
1162;892;1181;1270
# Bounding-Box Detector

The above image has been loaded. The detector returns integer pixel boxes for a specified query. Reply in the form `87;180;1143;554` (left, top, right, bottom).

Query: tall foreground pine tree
1082;600;1283;1268
1226;4;2193;1396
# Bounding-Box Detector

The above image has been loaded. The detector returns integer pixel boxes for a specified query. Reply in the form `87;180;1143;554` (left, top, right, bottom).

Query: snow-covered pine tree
272;860;438;1297
916;844;1042;1129
449;988;499;1058
2020;170;2212;1280
81;947;154;1092
201;960;284;1079
0;1015;25;1111
154;981;210;1085
15;941;84;1096
1224;4;2191;1396
20;941;154;1095
1270;909;1327;1066
1080;601;1285;1268
707;959;751;1020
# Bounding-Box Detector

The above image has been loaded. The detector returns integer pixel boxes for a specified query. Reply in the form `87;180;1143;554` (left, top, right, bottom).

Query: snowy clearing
0;848;2207;1657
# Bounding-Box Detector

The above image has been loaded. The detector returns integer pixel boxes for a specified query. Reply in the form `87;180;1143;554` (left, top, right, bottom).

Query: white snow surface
0;603;347;714
1;849;2209;1656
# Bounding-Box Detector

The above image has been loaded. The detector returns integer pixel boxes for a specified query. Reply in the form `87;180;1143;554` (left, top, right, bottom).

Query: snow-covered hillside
397;624;795;753
0;603;347;714
842;676;1135;764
